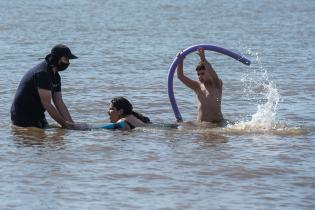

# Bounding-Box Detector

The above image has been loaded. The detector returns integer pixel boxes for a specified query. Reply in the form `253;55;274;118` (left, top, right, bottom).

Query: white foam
230;49;282;131
231;82;281;131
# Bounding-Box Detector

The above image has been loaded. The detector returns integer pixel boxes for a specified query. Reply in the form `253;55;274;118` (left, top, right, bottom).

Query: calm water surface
0;0;315;209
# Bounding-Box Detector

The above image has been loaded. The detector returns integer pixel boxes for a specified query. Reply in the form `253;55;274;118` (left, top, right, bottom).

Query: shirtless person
176;48;226;126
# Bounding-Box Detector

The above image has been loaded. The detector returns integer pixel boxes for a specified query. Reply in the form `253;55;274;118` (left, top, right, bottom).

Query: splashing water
233;82;281;131
231;48;282;131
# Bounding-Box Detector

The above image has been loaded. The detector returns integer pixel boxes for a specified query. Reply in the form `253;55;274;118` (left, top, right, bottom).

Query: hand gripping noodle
167;44;251;122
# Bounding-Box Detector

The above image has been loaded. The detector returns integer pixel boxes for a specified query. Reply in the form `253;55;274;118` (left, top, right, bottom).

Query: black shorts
11;113;49;129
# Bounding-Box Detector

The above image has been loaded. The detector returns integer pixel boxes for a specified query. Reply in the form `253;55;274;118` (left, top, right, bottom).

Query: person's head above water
107;97;150;124
196;62;206;71
45;44;78;71
195;61;213;84
109;97;133;118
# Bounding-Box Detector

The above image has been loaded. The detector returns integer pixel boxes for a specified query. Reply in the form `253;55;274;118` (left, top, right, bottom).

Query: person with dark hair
105;97;150;131
176;48;226;126
10;44;78;129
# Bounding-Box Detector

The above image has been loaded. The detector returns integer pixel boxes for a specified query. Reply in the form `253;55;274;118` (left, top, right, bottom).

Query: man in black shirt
11;44;78;129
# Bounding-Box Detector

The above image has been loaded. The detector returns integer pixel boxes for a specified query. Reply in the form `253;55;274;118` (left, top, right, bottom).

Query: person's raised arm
176;52;200;91
197;48;222;89
38;88;74;128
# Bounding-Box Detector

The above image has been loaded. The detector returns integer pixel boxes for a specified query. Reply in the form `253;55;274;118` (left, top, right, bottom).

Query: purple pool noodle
167;44;251;122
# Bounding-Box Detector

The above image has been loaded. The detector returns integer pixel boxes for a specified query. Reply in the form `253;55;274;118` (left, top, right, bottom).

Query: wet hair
110;97;150;123
196;62;206;71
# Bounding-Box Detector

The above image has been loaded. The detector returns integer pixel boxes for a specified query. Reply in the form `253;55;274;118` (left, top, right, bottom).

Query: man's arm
52;91;74;123
38;88;74;128
176;53;200;91
198;48;222;89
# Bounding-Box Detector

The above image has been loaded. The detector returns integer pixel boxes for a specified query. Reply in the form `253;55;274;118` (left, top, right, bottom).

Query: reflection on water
11;126;67;148
176;120;309;137
197;132;229;147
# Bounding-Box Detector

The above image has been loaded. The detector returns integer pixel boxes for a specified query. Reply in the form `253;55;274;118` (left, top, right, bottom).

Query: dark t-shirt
10;61;61;123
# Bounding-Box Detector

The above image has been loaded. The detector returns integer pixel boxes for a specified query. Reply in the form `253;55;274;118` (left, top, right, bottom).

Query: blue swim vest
94;121;126;130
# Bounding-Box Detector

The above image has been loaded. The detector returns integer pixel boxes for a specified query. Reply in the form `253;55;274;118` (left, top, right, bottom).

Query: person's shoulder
32;61;49;75
32;62;52;85
24;61;45;75
32;61;48;72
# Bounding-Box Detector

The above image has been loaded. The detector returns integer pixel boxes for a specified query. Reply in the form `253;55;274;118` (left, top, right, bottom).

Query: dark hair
45;54;60;66
196;62;206;71
110;97;150;123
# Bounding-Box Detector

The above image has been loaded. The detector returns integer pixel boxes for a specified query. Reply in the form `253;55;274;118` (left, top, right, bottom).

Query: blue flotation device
94;121;126;130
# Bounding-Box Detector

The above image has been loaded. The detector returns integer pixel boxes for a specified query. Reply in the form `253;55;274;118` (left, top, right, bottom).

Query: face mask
57;62;70;71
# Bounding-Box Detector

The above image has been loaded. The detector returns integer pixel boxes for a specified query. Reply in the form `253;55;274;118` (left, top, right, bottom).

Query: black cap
51;44;78;59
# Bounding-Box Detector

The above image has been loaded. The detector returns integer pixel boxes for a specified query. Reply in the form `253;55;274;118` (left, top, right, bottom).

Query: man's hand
72;123;91;130
197;48;206;61
176;51;185;61
63;121;75;129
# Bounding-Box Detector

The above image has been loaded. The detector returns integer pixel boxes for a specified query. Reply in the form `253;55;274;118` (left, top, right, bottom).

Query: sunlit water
0;0;315;209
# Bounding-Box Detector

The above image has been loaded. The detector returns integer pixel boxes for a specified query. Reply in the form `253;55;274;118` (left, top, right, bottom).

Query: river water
0;0;315;209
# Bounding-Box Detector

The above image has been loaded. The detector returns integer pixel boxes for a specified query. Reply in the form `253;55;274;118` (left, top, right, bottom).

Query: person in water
105;97;150;131
176;48;226;126
10;44;78;129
